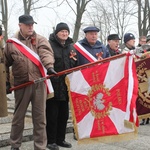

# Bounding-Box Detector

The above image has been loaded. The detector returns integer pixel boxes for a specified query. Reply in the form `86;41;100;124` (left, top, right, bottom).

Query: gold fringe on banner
65;77;79;139
47;93;54;100
138;113;150;120
77;129;138;145
124;120;134;129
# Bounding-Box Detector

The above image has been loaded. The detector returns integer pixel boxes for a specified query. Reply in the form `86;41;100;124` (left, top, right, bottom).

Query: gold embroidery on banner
87;83;112;119
92;71;100;83
136;59;150;107
101;121;105;134
116;89;122;105
136;61;146;71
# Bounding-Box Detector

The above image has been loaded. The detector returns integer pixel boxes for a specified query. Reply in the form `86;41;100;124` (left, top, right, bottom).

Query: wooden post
0;39;8;117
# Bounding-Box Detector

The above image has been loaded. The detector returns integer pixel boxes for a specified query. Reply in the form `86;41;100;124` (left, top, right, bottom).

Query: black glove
47;67;57;75
6;82;12;94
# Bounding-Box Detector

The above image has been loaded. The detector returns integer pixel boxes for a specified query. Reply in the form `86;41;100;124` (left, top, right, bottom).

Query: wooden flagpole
10;53;126;92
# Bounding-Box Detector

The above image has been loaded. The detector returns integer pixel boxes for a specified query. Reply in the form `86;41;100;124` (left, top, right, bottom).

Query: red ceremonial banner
66;54;138;143
136;57;150;119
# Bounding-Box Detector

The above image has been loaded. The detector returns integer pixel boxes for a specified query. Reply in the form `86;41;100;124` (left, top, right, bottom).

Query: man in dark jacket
73;26;110;139
46;22;78;150
106;34;121;56
75;26;110;65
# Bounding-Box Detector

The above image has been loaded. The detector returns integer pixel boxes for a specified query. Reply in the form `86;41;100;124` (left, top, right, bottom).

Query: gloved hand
47;67;57;75
6;82;12;94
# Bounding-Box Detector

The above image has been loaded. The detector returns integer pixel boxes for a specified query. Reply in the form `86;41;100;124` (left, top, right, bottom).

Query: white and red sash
74;42;97;62
7;38;54;98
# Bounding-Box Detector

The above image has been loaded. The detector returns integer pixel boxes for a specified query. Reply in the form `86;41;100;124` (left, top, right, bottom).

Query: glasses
140;40;146;42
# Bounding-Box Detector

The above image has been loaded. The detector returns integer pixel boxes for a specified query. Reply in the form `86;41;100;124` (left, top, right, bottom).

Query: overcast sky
7;0;140;44
7;0;76;39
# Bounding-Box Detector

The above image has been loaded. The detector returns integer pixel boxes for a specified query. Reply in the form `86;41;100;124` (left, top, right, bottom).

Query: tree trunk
1;0;8;41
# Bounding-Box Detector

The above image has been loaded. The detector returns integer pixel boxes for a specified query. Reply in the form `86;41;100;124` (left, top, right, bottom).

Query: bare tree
22;0;56;14
0;0;57;42
0;0;8;41
23;0;32;14
64;0;92;42
86;0;136;44
136;0;150;36
86;1;112;44
108;0;136;42
23;0;53;14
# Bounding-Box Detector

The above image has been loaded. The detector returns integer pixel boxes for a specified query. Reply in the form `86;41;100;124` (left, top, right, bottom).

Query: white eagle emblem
93;93;105;110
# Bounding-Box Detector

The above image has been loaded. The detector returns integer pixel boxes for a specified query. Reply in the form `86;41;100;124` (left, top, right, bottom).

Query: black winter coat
49;33;78;101
106;45;121;56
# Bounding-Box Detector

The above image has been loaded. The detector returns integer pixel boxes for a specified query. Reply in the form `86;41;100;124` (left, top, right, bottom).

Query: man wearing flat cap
73;26;110;139
4;14;55;150
83;26;100;33
74;26;110;65
106;34;121;56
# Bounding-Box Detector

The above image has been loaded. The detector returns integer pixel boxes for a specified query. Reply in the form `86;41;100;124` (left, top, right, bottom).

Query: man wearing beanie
122;33;136;53
46;22;78;150
55;22;70;35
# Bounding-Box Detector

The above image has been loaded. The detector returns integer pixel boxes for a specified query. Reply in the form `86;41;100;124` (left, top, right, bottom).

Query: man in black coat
106;34;121;56
46;22;78;150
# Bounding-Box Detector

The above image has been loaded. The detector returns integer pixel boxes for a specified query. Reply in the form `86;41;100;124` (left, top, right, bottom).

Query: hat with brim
107;34;121;40
19;15;37;24
83;26;100;33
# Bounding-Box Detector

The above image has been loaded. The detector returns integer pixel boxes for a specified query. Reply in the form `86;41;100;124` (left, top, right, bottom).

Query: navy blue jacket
77;38;110;65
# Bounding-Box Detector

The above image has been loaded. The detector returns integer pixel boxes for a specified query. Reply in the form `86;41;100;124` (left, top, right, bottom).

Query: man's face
139;38;146;45
85;31;98;45
0;35;3;41
126;39;135;48
19;23;34;37
56;30;69;42
108;40;120;51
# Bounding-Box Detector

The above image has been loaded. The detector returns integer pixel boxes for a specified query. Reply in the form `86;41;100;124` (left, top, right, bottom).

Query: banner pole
10;53;126;91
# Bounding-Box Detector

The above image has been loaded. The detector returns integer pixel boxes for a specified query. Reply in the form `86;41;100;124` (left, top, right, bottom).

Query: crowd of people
0;14;150;150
